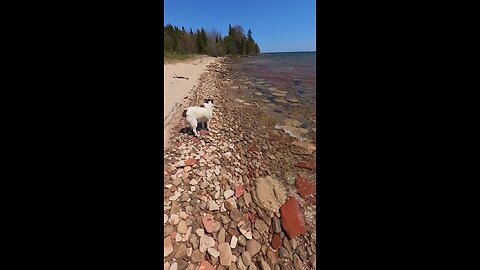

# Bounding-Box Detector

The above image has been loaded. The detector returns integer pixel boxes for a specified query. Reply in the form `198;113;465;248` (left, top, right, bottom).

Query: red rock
280;198;307;239
198;260;215;270
271;234;282;250
295;162;316;171
185;158;197;166
296;174;316;200
170;231;176;239
248;144;258;152
202;214;215;233
235;184;245;198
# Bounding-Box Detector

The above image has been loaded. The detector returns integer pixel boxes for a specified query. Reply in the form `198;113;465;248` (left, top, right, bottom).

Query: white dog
182;99;214;137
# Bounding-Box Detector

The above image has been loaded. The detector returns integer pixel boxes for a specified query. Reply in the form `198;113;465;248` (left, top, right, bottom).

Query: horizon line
262;50;316;53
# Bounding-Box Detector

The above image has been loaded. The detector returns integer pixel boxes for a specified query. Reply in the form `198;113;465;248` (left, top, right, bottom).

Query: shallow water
227;52;317;142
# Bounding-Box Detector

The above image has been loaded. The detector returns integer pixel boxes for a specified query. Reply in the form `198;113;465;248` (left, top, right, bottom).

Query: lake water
227;51;317;142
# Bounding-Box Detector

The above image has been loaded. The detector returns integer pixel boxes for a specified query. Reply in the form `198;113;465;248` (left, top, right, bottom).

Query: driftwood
173;73;189;80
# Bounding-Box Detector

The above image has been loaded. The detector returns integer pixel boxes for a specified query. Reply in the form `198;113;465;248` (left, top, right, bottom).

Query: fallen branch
173;73;189;80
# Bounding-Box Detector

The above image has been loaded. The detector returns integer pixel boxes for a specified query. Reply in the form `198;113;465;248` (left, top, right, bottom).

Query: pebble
218;227;226;243
218;242;233;266
230;235;238;248
208;200;220;211
238;235;247;246
170;262;177;270
224;189;234;199
177;259;188;270
241;251;252;266
191;249;205;263
164;237;173;257
293;254;303;270
196;228;205;237
177;220;187;234
272;217;281;234
207;247;219;257
278;247;289;259
246;239;261;257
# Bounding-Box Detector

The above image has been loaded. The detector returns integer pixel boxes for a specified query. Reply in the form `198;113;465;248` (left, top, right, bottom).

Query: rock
243;192;252;207
164;262;170;270
290;238;297;250
198;260;215;270
174;243;187;258
235;185;245;198
272;217;281;234
295;175;316;203
280;198;307;239
246;239;261;257
255;219;269;234
213;221;222;232
238;235;247;246
199;235;215;253
184;166;192;173
196;228;205;237
218;242;233;266
286;98;300;103
241;251;252;266
278;247;289;259
202;214;215;233
258;260;272;270
290;141;316;155
177;220;187;234
266;249;279;264
295;162;316;171
254;176;287;213
164;237;173;257
218;227;226;243
283;237;292;253
224;189;235;199
185;158;197;166
207;247;219;257
170;262;177;270
176;160;186;168
293;254;303;270
191;249;205;263
177;259;188;270
230;235;238;248
271;234;282;250
208;200;220;211
248;264;258;270
230;208;243;222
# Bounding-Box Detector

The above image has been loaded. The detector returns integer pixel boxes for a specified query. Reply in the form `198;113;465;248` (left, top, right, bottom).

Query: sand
163;56;219;149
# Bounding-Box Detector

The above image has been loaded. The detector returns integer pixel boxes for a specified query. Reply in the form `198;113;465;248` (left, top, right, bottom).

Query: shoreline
163;57;317;269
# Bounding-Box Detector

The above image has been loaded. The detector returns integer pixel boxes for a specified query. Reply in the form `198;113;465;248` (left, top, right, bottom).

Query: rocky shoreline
164;58;317;270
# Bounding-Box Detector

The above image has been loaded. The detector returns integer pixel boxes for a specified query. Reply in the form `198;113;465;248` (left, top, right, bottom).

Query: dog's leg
205;119;210;131
187;117;199;137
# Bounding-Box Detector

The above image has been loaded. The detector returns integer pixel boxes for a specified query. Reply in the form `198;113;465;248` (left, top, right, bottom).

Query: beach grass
164;51;204;64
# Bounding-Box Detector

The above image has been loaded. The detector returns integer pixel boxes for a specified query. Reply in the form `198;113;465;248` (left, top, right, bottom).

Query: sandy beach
164;56;219;148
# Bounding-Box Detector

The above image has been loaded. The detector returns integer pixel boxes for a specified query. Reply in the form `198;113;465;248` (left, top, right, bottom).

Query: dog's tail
182;109;188;117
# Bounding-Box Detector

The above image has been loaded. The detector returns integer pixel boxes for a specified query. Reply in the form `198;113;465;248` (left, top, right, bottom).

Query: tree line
164;24;260;56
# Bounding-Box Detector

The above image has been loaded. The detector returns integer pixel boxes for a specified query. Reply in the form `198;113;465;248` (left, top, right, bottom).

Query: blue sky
164;0;316;53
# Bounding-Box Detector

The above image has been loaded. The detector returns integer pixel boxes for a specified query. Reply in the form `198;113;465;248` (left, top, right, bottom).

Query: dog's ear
205;98;214;104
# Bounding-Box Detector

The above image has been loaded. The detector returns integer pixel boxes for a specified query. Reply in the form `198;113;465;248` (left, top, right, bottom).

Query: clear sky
164;0;316;53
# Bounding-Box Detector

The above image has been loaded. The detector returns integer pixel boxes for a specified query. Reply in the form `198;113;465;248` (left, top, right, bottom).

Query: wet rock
280;198;307;239
295;174;316;204
254;176;287;213
164;237;173;257
295;162;316;171
246;239;261;257
293;254;303;270
272;217;282;234
290;141;316;155
271;234;282;250
278;247;289;259
218;242;233;266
